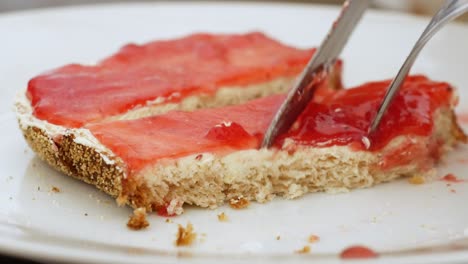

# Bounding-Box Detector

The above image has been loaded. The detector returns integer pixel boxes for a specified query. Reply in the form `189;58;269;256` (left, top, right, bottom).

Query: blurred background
0;0;467;21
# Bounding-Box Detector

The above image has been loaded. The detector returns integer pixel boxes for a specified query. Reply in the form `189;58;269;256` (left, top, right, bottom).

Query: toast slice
17;71;466;214
16;32;342;213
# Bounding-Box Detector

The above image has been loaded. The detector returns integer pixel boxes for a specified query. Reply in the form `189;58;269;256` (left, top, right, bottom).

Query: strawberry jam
340;245;378;259
27;32;315;128
88;75;455;173
205;121;255;147
89;97;281;172
281;75;453;150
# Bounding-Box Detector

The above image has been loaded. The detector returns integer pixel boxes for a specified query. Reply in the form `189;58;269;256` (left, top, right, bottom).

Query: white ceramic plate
1;2;468;264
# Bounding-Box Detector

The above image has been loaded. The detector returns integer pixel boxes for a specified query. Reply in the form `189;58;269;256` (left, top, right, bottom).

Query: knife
261;0;370;148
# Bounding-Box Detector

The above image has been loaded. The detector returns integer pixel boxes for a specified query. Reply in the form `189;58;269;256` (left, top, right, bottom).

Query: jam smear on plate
340;245;378;259
441;173;464;183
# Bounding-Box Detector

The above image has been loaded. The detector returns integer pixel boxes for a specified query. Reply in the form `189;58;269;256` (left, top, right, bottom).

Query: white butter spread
14;91;120;170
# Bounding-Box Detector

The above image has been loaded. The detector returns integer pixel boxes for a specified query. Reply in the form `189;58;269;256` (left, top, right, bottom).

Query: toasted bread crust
21;126;124;198
20;124;167;210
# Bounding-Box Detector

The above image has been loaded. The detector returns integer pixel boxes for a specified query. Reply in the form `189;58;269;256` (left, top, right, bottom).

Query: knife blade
261;0;370;148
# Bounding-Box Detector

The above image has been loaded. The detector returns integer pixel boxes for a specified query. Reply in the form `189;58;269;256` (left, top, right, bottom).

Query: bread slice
16;71;466;214
16;32;342;213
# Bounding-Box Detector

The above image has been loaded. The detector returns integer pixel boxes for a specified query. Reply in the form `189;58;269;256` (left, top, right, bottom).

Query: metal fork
369;0;468;133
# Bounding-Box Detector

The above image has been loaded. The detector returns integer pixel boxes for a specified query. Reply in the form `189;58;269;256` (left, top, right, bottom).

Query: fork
369;0;468;133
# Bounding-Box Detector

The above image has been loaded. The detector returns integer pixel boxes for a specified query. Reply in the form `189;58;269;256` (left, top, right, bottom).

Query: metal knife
261;0;370;148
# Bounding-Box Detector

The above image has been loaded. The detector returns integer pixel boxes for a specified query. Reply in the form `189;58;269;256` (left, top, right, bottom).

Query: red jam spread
340;245;378;259
205;121;259;147
26;32;314;128
89;96;282;172
281;75;453;151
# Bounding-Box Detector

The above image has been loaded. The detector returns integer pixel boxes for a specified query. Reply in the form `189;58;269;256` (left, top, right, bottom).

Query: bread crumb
276;235;281;240
308;235;320;243
127;208;149;230
165;218;173;223
295;245;310;254
229;196;249;209
175;222;197;246
408;175;425;184
51;186;60;193
217;212;228;221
